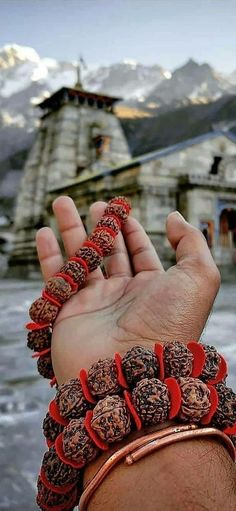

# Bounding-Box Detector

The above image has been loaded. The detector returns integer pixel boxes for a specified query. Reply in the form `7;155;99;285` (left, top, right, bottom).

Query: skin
36;196;236;511
36;196;220;383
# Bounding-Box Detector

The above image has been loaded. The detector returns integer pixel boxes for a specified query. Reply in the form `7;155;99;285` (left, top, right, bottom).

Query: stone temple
9;81;236;276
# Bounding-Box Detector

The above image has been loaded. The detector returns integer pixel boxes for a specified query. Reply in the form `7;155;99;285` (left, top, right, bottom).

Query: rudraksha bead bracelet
25;197;131;382
37;375;236;510
41;341;228;447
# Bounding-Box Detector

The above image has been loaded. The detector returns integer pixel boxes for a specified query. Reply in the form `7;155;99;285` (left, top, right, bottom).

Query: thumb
166;212;220;284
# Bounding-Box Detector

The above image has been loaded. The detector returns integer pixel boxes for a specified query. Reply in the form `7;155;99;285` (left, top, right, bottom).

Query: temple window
92;135;111;159
209;156;222;175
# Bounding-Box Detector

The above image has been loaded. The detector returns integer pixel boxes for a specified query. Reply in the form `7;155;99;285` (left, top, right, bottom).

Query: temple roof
38;86;121;111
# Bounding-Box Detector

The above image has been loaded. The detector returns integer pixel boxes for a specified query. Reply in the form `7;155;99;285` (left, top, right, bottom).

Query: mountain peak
0;44;40;69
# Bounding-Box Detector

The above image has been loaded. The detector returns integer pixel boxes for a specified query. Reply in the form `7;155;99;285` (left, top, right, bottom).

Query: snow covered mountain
144;59;236;111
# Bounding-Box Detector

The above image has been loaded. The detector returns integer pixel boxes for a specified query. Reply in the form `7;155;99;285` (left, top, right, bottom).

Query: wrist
84;436;236;511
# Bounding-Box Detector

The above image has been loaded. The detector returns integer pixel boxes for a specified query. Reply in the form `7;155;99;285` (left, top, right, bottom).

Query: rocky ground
0;279;235;510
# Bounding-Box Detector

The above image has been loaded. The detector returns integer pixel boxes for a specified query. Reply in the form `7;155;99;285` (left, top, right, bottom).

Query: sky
0;0;236;73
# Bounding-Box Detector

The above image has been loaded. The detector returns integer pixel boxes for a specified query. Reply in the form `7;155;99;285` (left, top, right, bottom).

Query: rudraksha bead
55;379;92;419
163;341;193;378
132;378;170;426
104;197;131;225
42;447;79;487
45;276;72;303
43;412;64;443
60;260;87;286
178;377;211;423
27;327;51;352
63;418;99;465
75;246;102;273
88;229;115;257
91;395;131;443
37;478;78;510
200;345;221;382
37;354;54;380
87;358;120;399
122;346;159;387
212;383;236;429
97;215;120;234
29;297;59;323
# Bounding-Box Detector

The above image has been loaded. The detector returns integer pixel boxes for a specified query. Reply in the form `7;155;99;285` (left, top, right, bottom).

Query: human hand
36;196;220;385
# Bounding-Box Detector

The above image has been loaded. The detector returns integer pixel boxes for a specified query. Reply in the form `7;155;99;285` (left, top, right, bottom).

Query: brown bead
229;435;236;447
97;215;120;234
91;395;131;443
212;383;236;429
27;327;51;351
200;345;221;382
43;412;64;443
163;341;193;378
178;377;211;423
75;246;102;272
60;260;87;286
132;378;170;426
42;447;79;487
63;418;99;465
87;358;120;399
122;345;159;387
29;297;59;323
55;379;92;419
37;477;78;510
45;276;72;303
89;229;115;256
37;354;54;379
105;203;129;225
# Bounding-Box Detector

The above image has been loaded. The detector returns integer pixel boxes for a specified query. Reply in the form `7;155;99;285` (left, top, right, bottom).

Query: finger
36;227;64;281
90;201;133;278
53;196;103;281
166;211;221;287
123;216;164;274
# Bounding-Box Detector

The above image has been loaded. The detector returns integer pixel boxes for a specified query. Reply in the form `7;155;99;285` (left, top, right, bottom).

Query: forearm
84;437;236;511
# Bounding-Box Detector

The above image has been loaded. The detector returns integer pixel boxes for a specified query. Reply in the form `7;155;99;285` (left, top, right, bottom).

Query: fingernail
173;211;187;222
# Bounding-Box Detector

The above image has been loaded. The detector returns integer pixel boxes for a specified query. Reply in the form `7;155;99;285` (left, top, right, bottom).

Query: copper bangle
79;425;235;511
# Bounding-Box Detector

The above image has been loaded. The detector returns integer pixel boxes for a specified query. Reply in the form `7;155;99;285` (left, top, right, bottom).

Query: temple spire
75;55;87;90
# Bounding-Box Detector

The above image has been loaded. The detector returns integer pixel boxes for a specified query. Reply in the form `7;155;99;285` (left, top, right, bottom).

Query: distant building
9;83;236;276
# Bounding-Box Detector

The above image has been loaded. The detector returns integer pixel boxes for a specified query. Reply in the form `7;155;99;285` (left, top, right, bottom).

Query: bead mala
25;196;131;384
36;342;236;511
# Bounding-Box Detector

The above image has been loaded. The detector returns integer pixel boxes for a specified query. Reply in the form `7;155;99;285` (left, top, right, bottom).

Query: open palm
36;197;220;385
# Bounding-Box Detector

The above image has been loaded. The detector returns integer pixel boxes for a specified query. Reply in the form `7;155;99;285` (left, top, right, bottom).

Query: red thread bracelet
84;410;109;451
49;399;69;427
25;322;50;330
40;468;77;495
187;341;206;377
154;343;165;380
164;377;182;419
79;369;97;404
83;240;103;257
46;438;54;448
208;355;228;385
224;423;236;435
201;384;219;425
111;198;131;214
42;290;62;309
69;256;89;275
37;480;78;511
54;272;78;293
55;434;84;469
124;390;142;431
114;353;129;389
50;376;58;388
32;347;51;358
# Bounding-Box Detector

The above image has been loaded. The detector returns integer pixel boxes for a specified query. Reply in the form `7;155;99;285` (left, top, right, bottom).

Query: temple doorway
219;208;236;248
